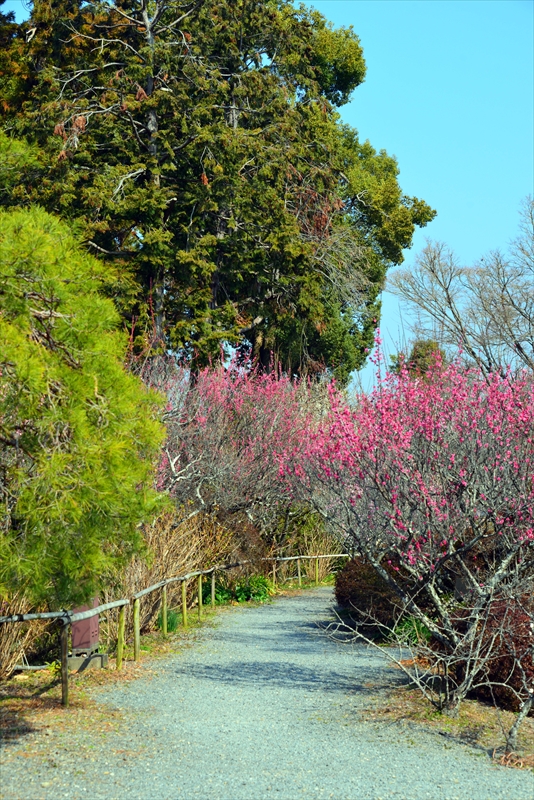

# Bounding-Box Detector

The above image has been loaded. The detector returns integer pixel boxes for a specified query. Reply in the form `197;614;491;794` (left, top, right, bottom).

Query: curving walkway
1;588;533;799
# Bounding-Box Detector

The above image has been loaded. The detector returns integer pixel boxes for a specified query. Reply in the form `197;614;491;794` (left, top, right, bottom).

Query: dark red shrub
466;595;534;712
430;593;534;712
335;558;401;631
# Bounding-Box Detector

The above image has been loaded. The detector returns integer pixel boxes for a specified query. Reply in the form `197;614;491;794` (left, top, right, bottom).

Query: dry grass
364;684;534;771
0;593;51;679
281;522;345;582
0;652;143;749
100;510;236;645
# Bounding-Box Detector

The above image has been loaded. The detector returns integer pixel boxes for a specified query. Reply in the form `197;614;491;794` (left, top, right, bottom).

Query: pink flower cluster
157;359;315;524
153;350;534;583
281;358;534;574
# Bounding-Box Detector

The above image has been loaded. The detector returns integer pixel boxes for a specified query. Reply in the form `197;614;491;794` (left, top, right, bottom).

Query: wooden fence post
198;574;203;621
181;580;188;628
60;622;69;707
272;561;276;588
211;570;216;607
297;558;302;588
161;585;168;636
116;606;125;671
315;557;319;586
133;598;140;661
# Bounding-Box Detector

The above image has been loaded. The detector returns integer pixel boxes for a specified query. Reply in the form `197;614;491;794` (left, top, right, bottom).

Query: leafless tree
327;579;533;753
308;225;372;310
388;197;534;376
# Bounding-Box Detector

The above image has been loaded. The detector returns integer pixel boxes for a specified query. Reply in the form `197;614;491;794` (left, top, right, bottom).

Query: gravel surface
1;587;533;800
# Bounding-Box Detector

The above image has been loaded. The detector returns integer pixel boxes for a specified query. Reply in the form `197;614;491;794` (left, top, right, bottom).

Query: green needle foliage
0;205;165;607
390;338;447;378
0;0;435;383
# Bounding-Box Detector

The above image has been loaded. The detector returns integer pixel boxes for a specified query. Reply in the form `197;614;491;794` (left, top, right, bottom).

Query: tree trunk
506;694;534;753
143;8;164;342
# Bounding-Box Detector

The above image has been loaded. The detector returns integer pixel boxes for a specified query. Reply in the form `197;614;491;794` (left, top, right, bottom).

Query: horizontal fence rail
0;610;73;624
0;553;349;706
0;598;130;626
70;599;130;623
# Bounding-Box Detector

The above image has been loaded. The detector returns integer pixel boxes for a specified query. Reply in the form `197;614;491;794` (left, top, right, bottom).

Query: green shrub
157;608;180;633
393;616;432;645
234;575;274;603
202;574;274;605
202;581;234;605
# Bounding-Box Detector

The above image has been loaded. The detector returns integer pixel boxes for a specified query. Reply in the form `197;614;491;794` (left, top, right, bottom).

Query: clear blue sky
302;0;534;387
4;0;534;387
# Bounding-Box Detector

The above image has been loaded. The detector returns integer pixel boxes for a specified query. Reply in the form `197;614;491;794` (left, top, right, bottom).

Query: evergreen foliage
0;205;165;606
390;338;447;377
0;0;435;382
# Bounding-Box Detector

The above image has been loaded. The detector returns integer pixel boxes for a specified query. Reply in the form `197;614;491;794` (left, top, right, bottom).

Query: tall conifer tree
0;202;164;605
0;1;435;381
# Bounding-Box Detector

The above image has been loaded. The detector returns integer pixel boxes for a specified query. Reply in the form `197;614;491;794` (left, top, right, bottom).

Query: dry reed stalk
99;510;236;646
0;593;49;679
293;528;341;581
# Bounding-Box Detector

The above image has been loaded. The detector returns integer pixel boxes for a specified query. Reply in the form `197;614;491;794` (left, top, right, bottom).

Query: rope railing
0;553;349;707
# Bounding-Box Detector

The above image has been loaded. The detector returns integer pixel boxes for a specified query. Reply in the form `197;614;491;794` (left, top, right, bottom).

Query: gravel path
1;587;533;800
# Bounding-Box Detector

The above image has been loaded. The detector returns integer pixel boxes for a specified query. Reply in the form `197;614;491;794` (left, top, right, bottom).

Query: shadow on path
173;659;377;694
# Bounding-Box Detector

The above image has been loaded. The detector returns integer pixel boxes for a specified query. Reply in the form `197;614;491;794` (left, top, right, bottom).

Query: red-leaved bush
450;593;534;713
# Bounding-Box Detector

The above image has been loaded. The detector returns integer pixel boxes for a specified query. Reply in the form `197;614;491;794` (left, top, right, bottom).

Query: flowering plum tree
139;357;319;543
281;351;534;725
134;347;534;741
